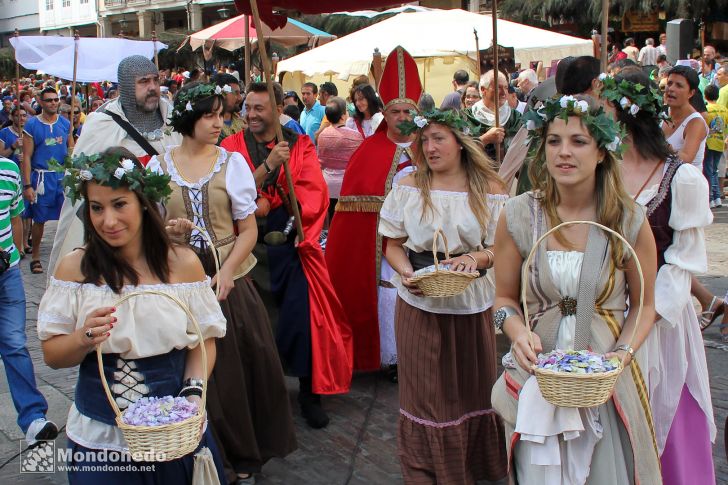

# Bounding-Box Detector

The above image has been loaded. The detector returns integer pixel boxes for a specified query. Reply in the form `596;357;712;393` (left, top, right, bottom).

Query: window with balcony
63;0;70;7
81;0;88;3
45;0;53;10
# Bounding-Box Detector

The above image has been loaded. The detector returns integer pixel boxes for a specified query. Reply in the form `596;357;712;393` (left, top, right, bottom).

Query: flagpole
69;30;80;149
244;15;251;85
248;0;304;242
473;28;481;80
601;0;609;72
13;29;21;101
491;0;501;164
152;30;160;70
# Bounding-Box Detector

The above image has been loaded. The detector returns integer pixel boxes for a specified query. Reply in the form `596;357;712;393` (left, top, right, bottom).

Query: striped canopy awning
185;14;335;52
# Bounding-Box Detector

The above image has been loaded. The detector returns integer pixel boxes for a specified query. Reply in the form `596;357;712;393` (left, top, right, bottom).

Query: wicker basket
522;220;645;408
96;290;208;462
409;228;478;298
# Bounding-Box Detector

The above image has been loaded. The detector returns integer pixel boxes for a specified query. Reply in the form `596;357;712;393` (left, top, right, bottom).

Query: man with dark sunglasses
21;86;69;274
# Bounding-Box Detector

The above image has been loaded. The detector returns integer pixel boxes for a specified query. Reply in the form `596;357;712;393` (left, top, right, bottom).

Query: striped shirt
0;157;25;268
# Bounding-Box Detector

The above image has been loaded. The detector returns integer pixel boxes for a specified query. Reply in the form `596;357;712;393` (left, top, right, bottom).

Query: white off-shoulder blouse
37;278;227;452
378;183;508;314
633;162;716;452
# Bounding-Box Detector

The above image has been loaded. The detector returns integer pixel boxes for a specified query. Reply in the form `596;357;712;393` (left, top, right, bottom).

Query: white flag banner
9;36;167;83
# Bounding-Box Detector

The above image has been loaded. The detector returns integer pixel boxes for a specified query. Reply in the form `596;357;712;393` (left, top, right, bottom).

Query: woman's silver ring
458;262;466;267
85;329;93;339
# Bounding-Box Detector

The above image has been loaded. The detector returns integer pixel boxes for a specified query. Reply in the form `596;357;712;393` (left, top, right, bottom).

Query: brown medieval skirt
197;250;297;482
395;297;507;485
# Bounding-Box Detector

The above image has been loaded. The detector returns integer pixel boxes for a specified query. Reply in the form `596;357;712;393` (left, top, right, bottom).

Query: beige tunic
491;192;662;485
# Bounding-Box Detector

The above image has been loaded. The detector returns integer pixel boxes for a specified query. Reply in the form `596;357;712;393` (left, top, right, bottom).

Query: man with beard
325;46;422;380
221;82;352;429
48;55;180;276
211;73;245;144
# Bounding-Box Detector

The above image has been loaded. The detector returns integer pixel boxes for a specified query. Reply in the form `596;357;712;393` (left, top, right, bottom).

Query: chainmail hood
118;55;164;136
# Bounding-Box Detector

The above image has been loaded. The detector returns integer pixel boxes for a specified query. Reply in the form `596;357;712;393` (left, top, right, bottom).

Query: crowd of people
0;31;724;485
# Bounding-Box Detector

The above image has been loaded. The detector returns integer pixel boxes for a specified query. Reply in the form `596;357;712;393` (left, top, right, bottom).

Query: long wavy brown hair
413;122;504;233
527;97;636;265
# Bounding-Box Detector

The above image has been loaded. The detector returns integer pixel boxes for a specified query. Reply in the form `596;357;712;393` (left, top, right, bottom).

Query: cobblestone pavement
0;210;726;484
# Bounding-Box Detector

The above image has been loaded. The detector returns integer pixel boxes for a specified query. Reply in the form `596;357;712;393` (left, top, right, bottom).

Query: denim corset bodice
75;349;186;425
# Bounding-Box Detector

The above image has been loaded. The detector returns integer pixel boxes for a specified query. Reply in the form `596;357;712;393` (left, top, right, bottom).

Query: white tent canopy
277;9;593;80
10;36;166;83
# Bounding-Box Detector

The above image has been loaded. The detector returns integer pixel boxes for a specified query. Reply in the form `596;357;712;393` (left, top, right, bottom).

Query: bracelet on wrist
612;344;635;356
494;306;520;331
178;386;203;398
483;248;495;268
23;184;32;189
263;160;272;174
464;253;478;267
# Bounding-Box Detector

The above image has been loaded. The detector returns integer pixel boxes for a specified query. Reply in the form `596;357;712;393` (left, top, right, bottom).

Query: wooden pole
69;30;80;149
491;0;501;164
249;0;304;242
152;30;160;70
473;28;481;80
244;15;251;85
601;0;609;72
13;29;21;101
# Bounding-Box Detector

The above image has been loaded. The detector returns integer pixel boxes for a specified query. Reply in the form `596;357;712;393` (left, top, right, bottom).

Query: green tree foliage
500;0;727;27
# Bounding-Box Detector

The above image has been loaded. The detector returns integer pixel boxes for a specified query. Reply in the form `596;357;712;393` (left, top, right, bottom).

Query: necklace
172;147;219;184
632;161;664;201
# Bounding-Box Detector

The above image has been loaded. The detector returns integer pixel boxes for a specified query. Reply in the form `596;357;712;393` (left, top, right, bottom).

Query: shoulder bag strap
98;109;159;156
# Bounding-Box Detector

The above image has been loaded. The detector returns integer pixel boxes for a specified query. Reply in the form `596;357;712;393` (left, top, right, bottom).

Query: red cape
325;130;404;371
221;132;353;394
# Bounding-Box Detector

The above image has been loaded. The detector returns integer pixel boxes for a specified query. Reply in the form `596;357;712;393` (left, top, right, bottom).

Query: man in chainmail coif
48;55;182;277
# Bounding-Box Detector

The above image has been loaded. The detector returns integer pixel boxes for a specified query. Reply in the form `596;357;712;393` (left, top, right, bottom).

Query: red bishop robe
325;130;413;371
221;131;353;394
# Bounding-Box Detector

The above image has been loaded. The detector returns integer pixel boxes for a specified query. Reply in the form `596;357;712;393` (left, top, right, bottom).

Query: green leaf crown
521;95;627;155
50;152;172;204
397;108;480;137
169;83;226;128
599;74;668;120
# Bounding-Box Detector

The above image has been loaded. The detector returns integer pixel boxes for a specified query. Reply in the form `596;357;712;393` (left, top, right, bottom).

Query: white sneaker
715;198;723;207
710;199;716;208
25;418;58;447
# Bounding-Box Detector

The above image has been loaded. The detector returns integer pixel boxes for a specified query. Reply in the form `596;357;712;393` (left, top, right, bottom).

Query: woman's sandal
30;260;43;274
699;296;724;331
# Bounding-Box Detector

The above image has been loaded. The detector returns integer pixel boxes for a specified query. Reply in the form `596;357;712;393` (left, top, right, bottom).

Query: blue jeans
0;266;48;433
703;149;722;201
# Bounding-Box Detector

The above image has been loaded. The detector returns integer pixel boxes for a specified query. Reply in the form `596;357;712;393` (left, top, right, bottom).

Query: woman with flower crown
490;95;662;484
377;109;508;484
603;69;716;485
149;81;295;485
37;147;228;483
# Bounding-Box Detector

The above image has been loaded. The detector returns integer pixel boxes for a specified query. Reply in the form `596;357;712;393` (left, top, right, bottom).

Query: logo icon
20;440;55;473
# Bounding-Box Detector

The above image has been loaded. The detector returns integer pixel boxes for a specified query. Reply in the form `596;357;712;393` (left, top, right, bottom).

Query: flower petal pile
537;349;620;374
121;396;199;427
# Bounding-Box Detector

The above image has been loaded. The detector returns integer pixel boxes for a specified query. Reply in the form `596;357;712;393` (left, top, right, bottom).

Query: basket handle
96;290;208;421
431;228;451;272
190;224;221;299
520;220;645;369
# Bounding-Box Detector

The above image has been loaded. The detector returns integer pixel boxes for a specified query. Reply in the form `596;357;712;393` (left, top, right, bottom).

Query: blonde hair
413;123;503;232
527;113;636;266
